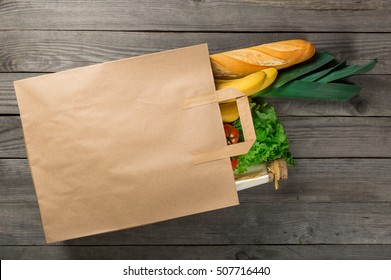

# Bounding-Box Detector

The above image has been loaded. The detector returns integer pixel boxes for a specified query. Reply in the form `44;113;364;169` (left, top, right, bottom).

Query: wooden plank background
1;0;390;259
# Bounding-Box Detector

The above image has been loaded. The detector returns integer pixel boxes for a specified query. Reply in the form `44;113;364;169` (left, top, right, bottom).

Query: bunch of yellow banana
217;67;277;123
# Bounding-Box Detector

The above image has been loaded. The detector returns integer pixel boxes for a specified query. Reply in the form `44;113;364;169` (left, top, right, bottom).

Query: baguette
210;39;315;79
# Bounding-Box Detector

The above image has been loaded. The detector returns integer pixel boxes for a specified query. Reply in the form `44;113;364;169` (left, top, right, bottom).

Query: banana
220;102;239;123
217;67;278;122
215;70;266;96
258;67;278;91
215;67;278;98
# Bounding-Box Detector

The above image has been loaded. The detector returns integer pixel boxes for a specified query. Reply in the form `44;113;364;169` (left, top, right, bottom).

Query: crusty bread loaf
210;39;315;79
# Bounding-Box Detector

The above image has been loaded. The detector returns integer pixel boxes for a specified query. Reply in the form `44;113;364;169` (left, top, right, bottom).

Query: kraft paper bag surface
14;44;244;243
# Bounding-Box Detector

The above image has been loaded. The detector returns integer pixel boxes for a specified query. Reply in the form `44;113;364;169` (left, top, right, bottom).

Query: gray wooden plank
281;117;391;158
0;159;34;203
3;73;390;116
1;116;390;158
2;159;391;203
1;31;388;73
0;117;25;158
242;158;391;203
0;0;389;32
2;245;391;260
1;201;391;245
0;74;21;114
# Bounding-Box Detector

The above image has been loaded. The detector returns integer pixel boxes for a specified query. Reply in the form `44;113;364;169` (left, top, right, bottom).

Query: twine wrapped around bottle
268;159;288;190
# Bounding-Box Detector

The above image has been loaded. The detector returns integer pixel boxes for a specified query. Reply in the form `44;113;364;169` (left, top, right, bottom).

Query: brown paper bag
14;44;255;243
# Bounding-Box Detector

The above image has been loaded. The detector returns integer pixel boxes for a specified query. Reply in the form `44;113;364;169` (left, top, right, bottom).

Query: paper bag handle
186;87;256;164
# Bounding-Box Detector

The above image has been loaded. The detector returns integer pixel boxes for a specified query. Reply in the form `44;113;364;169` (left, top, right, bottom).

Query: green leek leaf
264;81;361;101
274;51;335;86
300;61;346;82
316;59;377;83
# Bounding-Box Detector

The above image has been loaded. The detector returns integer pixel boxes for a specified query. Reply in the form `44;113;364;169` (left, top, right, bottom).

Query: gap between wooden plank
1;29;391;34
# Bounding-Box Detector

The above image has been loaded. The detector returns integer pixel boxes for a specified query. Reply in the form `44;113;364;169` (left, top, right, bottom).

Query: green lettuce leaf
232;102;294;173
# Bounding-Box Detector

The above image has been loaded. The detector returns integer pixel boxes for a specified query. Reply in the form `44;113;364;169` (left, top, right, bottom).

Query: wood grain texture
0;0;389;32
281;117;391;158
0;73;35;114
3;73;390;116
0;117;25;158
1;31;388;73
2;159;391;203
1;116;390;158
2;201;391;245
2;245;391;260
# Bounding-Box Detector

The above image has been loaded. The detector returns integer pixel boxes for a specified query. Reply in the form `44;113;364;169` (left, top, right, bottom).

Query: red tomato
224;124;240;145
231;158;238;170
